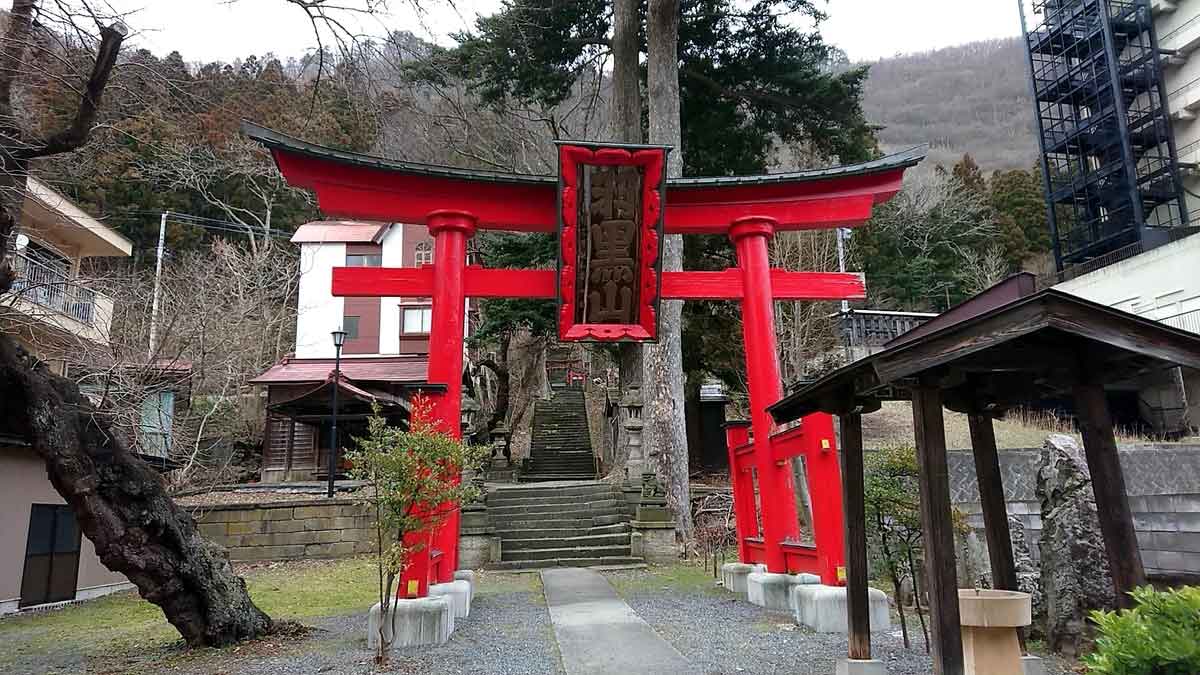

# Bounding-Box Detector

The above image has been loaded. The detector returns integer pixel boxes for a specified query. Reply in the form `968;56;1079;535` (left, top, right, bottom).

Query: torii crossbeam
245;121;924;597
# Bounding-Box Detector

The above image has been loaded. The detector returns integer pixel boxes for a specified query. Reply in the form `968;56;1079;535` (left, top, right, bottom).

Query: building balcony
836;309;937;362
1161;14;1200;60
4;250;115;345
1151;0;1178;16
1168;75;1200;120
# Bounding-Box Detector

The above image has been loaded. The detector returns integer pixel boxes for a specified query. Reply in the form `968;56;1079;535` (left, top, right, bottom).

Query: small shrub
1084;585;1200;675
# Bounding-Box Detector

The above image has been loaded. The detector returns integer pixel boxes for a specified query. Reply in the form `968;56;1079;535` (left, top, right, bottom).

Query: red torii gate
245;122;923;597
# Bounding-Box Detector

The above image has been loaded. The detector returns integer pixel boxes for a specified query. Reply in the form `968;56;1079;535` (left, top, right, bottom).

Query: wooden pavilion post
1072;379;1146;608
839;411;871;661
968;411;1027;652
912;383;964;675
966;413;1019;593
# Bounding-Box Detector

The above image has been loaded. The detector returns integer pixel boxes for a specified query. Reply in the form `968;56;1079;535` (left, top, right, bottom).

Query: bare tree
138;139;304;254
955;245;1009;296
0;1;272;646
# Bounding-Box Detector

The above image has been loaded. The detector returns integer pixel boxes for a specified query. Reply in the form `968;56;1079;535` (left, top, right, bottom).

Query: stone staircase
486;482;641;570
523;388;596;482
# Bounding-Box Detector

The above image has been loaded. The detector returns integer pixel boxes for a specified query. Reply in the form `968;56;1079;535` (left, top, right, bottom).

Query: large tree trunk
480;333;512;431
645;0;693;535
607;0;646;481
0;1;272;647
0;340;273;646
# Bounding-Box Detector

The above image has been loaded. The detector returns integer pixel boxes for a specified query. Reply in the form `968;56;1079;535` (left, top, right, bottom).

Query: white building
251;221;458;482
1;177;135;614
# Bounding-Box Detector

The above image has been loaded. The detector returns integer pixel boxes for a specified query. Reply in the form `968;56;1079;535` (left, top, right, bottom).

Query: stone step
520;474;598;483
493;517;596;530
488;492;620;507
494;523;630;540
487;557;645;571
488;501;621;519
491;483;613;498
495;513;627;529
526;463;595;472
528;451;594;459
525;469;596;477
502;532;631;550
502;544;632;562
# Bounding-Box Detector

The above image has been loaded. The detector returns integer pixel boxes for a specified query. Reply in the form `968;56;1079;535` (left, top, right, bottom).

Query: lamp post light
327;328;347;498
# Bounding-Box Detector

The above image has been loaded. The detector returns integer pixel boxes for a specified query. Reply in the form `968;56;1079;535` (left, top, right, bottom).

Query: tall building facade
1020;0;1194;273
1019;0;1200;432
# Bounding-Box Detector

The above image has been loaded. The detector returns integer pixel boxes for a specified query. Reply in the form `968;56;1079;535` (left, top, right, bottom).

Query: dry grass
860;401;1158;451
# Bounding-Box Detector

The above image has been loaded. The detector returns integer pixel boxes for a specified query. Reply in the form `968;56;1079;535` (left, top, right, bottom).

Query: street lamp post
328;328;347;498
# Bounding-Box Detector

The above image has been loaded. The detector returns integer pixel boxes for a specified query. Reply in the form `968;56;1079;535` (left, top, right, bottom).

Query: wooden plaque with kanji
556;142;667;342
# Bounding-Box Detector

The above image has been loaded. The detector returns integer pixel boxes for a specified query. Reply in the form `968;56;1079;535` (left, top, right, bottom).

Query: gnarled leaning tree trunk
0;1;271;647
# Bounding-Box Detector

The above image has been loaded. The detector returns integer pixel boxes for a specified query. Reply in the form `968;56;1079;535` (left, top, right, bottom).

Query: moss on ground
0;556;384;671
606;561;722;597
0;556;548;673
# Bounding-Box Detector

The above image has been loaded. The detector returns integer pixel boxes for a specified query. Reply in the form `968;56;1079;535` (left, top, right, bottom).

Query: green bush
1084;585;1200;674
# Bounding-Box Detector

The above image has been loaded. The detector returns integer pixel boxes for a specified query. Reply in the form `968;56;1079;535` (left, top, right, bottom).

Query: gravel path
611;578;1073;675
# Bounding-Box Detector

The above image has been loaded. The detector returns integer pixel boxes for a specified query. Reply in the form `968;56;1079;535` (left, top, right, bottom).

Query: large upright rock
1035;434;1116;656
1008;514;1044;638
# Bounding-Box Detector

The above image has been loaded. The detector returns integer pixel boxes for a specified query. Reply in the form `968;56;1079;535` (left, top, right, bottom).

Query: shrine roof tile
250;356;430;385
242;120;927;190
291;221;391;243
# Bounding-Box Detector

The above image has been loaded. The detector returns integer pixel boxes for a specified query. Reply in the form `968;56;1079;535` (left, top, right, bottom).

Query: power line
109;209;294;240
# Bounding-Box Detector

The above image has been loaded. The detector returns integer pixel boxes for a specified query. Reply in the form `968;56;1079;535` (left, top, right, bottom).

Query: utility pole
836;227;849;313
148;211;167;359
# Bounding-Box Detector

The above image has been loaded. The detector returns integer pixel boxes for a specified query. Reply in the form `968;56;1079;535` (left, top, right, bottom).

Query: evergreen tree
410;0;879;391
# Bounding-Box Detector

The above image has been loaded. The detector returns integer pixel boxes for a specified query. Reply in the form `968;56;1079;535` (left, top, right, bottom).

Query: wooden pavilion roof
769;287;1200;422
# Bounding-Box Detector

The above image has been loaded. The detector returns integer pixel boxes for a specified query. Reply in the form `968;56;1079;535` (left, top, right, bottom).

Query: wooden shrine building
769;275;1200;675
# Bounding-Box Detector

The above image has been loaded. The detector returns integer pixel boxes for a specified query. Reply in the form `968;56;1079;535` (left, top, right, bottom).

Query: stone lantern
619;385;646;483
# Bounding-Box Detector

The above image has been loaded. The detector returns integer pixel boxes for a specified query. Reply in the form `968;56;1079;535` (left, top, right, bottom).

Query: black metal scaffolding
1020;0;1190;271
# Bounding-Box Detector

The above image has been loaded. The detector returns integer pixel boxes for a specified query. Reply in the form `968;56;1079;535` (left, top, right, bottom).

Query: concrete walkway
541;567;690;675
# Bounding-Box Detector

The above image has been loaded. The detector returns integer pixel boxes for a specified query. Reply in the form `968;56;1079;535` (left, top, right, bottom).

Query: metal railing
8;250;97;325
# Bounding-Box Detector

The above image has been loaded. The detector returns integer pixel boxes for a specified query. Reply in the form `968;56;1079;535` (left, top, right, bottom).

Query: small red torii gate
245;122;922;597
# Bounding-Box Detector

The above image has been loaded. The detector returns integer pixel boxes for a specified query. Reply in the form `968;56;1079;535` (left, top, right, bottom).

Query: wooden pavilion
768;274;1200;675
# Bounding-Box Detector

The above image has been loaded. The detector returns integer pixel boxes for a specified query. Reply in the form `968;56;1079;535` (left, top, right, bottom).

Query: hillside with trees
859;38;1038;171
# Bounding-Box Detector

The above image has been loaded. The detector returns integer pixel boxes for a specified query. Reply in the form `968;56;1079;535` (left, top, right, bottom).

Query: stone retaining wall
194;499;374;561
943;445;1200;578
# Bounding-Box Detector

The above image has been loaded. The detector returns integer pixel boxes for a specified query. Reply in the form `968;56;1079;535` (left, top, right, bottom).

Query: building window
344;316;361;339
20;504;81;608
402;306;432;334
138;390;175;458
346;253;382;267
414;242;433;266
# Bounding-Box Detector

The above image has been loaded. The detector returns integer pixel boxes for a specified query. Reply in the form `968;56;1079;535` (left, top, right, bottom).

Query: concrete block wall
194;499;375;561
942;445;1200;578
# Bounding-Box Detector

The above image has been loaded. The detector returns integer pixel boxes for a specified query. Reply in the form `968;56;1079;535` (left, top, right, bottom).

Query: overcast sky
105;0;1024;65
